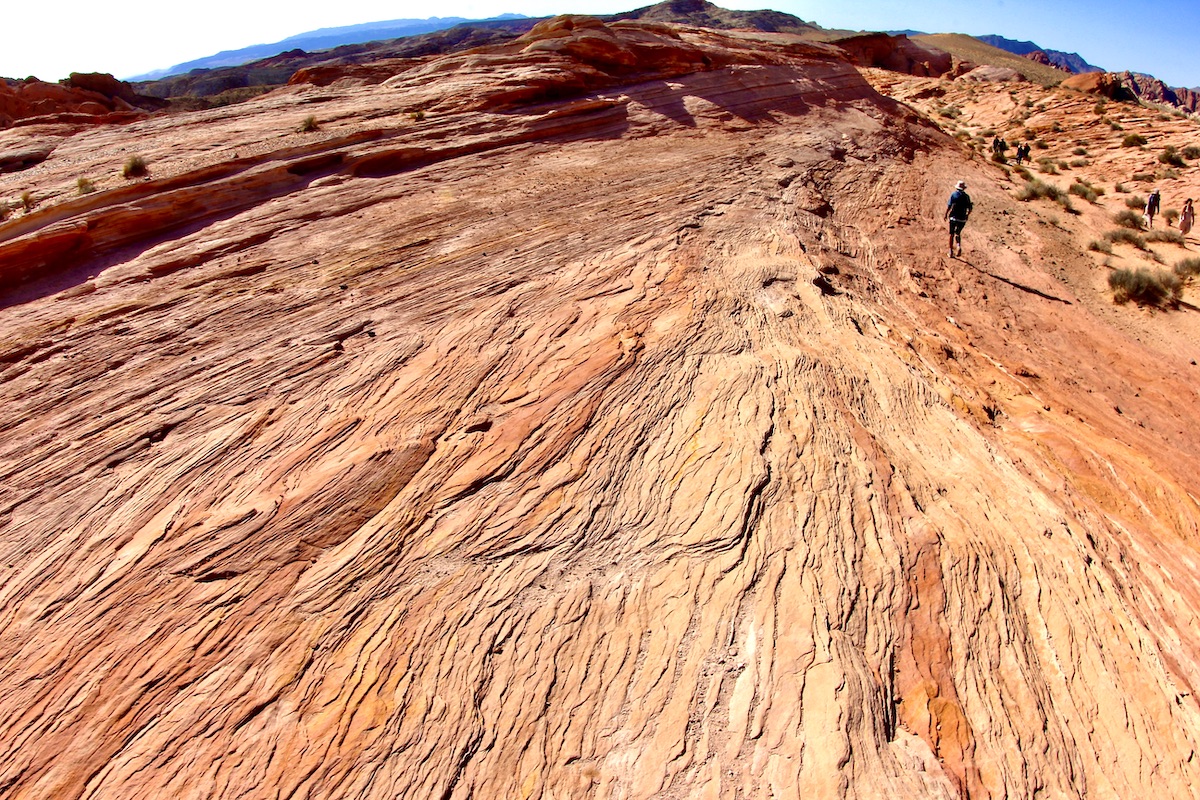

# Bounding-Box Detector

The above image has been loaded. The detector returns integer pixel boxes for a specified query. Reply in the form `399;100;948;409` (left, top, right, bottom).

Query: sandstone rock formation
0;73;166;129
833;33;954;78
1063;70;1200;113
5;16;1200;800
1023;50;1070;72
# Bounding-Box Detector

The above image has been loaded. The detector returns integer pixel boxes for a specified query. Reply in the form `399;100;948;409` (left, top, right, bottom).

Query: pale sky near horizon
4;0;1196;88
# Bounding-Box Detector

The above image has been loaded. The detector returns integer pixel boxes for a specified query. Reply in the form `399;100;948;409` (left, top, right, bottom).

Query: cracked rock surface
4;18;1200;800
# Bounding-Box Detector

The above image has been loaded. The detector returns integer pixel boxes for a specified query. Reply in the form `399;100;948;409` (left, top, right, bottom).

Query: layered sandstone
4;17;1200;800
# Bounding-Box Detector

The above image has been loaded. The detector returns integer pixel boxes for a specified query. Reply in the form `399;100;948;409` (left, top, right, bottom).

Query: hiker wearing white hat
944;180;973;258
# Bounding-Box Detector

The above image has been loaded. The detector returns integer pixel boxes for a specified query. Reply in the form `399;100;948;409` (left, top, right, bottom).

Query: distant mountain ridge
976;34;1102;75
129;15;529;81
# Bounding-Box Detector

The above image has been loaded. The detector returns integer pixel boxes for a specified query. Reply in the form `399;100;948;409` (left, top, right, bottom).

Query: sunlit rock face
4;17;1200;800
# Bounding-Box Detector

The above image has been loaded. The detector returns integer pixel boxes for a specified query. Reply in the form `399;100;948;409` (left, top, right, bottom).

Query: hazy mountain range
975;34;1103;75
128;14;530;80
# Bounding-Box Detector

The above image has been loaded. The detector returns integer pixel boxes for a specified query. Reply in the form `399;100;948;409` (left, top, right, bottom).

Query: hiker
1015;143;1030;165
945;180;973;258
1145;189;1162;228
1181;198;1195;236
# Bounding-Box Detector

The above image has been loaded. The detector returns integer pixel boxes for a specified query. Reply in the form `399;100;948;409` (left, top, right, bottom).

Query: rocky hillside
5;13;1200;800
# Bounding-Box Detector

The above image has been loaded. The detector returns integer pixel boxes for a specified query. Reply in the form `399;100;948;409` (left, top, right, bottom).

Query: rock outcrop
5;15;1200;800
0;73;163;129
1063;70;1200;113
1023;50;1070;72
833;32;954;78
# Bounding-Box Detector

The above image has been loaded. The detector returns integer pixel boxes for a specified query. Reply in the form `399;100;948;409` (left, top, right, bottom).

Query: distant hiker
1145;189;1162;228
945;180;973;258
1182;198;1195;236
1015;143;1030;165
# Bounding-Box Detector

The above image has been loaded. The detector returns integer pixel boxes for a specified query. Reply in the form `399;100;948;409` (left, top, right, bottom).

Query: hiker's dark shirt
947;190;973;222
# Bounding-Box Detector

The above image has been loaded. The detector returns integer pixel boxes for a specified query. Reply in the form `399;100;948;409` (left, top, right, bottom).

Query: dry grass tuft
1108;267;1181;306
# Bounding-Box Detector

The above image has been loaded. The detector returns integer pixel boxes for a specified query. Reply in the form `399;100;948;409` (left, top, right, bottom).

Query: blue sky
3;0;1195;88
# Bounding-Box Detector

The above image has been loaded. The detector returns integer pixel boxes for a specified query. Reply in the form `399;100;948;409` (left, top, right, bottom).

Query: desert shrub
1110;121;1124;131
1023;128;1037;140
1132;172;1154;182
1114;182;1127;193
1157;167;1180;180
122;155;148;179
1125;195;1146;209
76;177;95;194
1069;182;1099;202
1108;267;1181;306
1018;179;1064;202
1072;147;1088;156
1088;239;1113;254
1069;158;1089;168
1017;179;1076;213
1165;208;1180;225
1105;228;1148;249
1175;257;1200;278
1159;146;1186;166
298;115;319;133
1184;146;1200;160
1013;166;1033;180
980;127;997;137
1113;209;1145;229
1146;229;1185;244
20;191;34;212
1123;133;1149;147
1034;139;1049;149
1094;101;1107;114
411;110;425;121
1037;157;1059;174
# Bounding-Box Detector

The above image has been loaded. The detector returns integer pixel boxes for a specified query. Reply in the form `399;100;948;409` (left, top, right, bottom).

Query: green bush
1113;209;1145;229
1159;146;1186;167
1164;208;1180;225
1072;147;1088;156
76;177;95;194
1126;195;1147;209
1110;121;1124;131
1183;146;1200;160
1105;228;1148;249
1123;133;1149;147
1088;239;1113;254
1070;158;1089;168
1108;267;1181;306
1146;229;1185;244
122;155;148;179
298;115;319;133
1175;257;1200;278
1132;172;1154;182
1017;179;1076;213
1037;157;1059;174
1069;182;1098;202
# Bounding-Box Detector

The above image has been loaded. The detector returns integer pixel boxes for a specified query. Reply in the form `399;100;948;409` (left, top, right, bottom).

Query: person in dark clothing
1145;188;1161;228
944;180;973;257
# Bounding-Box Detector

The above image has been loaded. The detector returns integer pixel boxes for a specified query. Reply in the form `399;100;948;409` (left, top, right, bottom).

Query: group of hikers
990;136;1032;165
945;182;1196;260
1136;188;1195;233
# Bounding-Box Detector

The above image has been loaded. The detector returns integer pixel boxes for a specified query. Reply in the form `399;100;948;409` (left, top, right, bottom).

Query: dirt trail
3;20;1200;799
